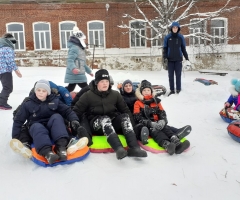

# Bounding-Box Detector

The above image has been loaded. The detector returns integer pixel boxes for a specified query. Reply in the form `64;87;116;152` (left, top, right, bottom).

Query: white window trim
189;18;207;46
87;20;106;49
151;21;161;47
211;17;228;45
33;22;52;51
59;21;77;50
6;22;26;51
129;19;146;48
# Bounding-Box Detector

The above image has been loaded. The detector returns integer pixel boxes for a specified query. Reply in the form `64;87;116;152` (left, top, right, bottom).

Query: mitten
156;120;166;130
150;122;159;129
71;120;80;131
141;119;152;128
72;68;80;74
224;102;231;108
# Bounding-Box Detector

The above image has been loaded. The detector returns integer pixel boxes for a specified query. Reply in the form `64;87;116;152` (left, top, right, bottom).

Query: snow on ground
1;67;240;200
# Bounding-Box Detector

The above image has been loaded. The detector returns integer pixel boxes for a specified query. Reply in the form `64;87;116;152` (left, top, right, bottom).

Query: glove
72;68;80;74
224;102;231;108
164;58;168;64
156;120;166;130
71;120;80;131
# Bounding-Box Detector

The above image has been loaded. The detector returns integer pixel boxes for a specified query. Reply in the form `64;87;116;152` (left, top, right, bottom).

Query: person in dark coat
64;26;93;92
73;69;147;160
11;79;88;165
163;22;189;96
134;80;190;155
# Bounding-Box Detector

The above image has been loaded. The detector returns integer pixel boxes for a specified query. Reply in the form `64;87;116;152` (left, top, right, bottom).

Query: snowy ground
1;67;240;200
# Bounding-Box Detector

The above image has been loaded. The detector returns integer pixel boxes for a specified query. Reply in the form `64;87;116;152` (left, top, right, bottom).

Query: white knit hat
72;26;86;48
34;79;51;95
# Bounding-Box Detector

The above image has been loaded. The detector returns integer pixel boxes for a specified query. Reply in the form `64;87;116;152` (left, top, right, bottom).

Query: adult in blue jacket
64;26;93;92
0;33;22;110
163;22;189;96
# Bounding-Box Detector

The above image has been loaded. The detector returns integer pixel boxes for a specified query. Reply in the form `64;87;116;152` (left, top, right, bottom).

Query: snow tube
89;135;127;153
219;107;240;123
227;120;240;143
31;145;90;167
138;138;189;153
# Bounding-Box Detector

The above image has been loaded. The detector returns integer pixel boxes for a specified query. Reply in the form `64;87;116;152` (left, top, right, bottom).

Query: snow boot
54;146;67;162
161;140;176;155
45;151;60;165
107;134;127;160
67;137;88;155
76;126;93;146
170;135;190;154
168;90;175;96
10;139;32;159
176;125;192;140
0;103;12;110
127;147;147;157
140;126;149;145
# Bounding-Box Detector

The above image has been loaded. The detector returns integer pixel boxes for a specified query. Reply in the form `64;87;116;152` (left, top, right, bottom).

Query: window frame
211;17;228;45
6;22;26;51
189;18;207;46
151;21;161;47
33;22;52;51
87;20;105;49
129;20;146;48
59;21;77;50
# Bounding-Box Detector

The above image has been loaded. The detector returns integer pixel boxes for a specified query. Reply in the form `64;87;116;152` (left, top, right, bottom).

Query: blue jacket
64;36;92;84
0;38;18;74
12;93;78;139
226;95;238;106
163;22;189;62
49;81;72;106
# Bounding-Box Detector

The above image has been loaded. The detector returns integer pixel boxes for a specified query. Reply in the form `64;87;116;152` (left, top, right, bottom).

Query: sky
1;67;240;200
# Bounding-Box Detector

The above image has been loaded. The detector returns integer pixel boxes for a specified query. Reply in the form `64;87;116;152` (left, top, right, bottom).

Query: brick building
0;0;240;70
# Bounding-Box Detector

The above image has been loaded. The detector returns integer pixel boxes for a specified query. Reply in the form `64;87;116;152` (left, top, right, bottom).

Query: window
88;21;105;49
211;18;227;45
130;21;146;47
151;21;161;47
6;23;25;51
189;19;206;46
33;22;51;50
59;21;76;49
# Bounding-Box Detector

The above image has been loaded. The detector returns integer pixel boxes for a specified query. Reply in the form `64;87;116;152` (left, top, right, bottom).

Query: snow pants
168;61;182;91
0;72;13;105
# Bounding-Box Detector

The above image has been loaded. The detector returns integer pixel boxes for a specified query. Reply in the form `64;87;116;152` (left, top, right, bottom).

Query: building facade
0;0;240;70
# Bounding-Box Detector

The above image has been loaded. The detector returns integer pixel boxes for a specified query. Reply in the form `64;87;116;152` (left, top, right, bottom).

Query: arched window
87;21;105;49
130;20;146;47
33;22;51;50
59;21;76;49
6;23;25;51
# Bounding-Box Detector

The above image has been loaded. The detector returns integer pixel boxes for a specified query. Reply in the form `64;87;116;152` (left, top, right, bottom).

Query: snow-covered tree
118;0;238;50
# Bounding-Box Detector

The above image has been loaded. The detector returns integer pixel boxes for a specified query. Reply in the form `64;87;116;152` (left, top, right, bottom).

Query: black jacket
73;80;135;125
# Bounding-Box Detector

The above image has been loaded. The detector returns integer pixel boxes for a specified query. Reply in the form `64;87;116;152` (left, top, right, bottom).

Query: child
11;79;88;165
133;80;190;155
224;78;240;110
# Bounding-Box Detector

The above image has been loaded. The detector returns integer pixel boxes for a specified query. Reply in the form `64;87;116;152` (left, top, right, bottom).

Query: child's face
142;88;152;96
97;79;110;92
35;88;48;101
124;83;133;93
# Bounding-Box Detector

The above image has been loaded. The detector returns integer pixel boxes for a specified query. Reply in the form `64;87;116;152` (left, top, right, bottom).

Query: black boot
170;135;190;154
107;134;127;160
77;126;93;146
176;125;192;140
168;90;175;96
140;126;149;145
45;151;60;165
54;146;67;162
161;140;176;155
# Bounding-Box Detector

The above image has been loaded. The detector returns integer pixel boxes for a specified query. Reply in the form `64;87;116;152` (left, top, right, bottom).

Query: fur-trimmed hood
229;85;239;97
135;87;156;101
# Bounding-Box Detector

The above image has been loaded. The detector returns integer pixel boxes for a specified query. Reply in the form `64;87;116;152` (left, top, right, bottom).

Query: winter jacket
64;36;92;84
163;22;188;62
0;38;18;74
133;88;168;124
73;80;135;126
12;93;78;139
119;89;137;113
226;95;238;108
71;85;90;107
49;81;72;106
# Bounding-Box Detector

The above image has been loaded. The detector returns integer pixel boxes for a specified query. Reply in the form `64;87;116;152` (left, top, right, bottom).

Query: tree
118;0;238;69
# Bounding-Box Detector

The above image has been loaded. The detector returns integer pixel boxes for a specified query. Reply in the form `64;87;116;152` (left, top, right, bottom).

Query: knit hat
3;33;17;44
72;26;86;48
140;80;152;93
34;79;51;95
122;79;133;87
95;69;110;85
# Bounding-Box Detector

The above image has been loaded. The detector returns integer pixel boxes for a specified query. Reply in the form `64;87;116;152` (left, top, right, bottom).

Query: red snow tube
227;120;240;143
